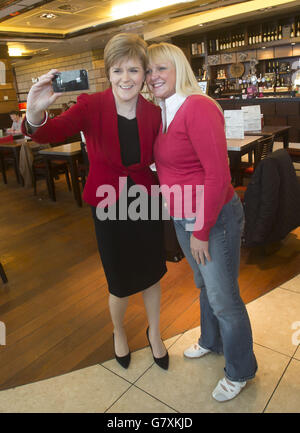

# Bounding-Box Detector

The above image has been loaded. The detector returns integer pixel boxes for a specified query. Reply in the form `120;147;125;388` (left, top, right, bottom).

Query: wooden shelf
207;37;300;56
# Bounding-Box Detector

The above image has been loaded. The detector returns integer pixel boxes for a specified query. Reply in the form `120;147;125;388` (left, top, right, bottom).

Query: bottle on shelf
241;33;245;46
258;32;262;43
232;34;236;48
275;72;281;89
221;36;225;50
191;43;197;55
290;23;295;38
278;25;282;40
296;20;300;37
248;32;251;45
215;37;219;52
263;30;267;42
228;36;232;49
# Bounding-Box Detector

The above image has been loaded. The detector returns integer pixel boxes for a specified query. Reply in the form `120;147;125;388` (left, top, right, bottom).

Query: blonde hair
147;42;222;110
104;33;148;79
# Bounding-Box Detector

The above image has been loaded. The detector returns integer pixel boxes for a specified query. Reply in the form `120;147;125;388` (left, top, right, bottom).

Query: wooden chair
30;144;71;196
0;135;23;185
0;262;8;284
239;135;275;185
77;141;89;188
235;135;275;200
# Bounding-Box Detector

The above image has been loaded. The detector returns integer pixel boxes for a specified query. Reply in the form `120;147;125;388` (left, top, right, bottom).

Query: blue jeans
173;193;257;382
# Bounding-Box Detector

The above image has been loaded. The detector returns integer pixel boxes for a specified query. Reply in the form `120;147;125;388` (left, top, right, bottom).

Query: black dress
91;115;167;298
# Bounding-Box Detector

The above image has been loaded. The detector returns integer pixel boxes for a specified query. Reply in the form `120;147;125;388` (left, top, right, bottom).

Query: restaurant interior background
0;0;299;413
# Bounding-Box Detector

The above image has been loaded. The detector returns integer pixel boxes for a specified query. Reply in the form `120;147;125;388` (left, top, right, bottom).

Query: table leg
13;147;23;186
45;159;56;201
229;152;242;186
68;156;82;207
0;155;7;184
282;131;289;149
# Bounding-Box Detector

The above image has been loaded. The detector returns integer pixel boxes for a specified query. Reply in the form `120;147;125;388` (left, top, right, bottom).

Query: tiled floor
0;273;299;413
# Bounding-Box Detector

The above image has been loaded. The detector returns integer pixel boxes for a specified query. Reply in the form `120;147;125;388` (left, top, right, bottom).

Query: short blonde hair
147;42;221;110
104;33;148;79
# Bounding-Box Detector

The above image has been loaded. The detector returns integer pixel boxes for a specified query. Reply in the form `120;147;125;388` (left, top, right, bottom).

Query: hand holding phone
52;69;89;93
26;69;62;125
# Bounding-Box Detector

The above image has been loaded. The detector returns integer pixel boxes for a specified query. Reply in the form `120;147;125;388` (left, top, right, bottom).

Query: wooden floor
0;171;299;392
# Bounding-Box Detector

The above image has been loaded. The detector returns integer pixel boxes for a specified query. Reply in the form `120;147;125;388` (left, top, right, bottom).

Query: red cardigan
22;88;162;206
154;95;234;241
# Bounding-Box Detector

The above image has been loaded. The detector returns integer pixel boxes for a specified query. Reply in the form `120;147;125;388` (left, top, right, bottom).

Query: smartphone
52;69;89;92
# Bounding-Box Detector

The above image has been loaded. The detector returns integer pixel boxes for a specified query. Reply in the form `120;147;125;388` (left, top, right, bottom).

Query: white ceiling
0;0;299;65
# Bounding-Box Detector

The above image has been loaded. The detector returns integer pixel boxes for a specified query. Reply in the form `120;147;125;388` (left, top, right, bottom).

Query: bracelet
26;111;48;128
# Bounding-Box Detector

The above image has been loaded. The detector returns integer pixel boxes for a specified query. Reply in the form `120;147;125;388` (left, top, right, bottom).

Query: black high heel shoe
146;327;169;370
113;334;131;369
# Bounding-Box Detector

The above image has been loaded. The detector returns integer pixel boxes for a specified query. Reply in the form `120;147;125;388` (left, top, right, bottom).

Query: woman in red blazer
22;33;168;370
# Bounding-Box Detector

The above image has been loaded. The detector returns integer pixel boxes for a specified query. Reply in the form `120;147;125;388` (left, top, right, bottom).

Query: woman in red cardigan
22;34;168;370
146;42;257;401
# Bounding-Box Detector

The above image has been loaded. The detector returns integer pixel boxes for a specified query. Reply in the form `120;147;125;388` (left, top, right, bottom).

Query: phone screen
52;69;89;92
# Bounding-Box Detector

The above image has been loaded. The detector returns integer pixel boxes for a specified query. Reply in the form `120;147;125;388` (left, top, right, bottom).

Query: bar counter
216;97;300;142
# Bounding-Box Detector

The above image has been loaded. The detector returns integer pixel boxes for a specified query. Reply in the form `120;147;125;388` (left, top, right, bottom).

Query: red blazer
22;88;161;206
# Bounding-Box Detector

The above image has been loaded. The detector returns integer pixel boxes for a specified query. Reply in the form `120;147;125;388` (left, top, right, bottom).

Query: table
2;133;24;140
245;125;291;149
0;139;25;185
227;136;262;186
39;142;82;206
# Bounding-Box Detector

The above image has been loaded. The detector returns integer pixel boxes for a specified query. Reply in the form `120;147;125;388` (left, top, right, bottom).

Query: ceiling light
8;47;23;56
40;13;58;20
111;0;195;20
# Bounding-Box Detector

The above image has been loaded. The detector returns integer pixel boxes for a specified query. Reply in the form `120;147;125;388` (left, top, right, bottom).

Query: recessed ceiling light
8;47;23;56
40;13;58;20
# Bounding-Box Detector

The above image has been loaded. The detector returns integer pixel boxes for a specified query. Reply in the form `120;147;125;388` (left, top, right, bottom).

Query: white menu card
241;105;262;131
224;110;245;139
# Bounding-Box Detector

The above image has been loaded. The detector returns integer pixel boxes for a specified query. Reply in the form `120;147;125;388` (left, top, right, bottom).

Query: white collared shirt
159;93;187;133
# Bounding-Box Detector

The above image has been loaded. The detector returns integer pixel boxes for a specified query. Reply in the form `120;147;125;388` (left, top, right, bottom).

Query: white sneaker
212;377;246;402
183;343;211;358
